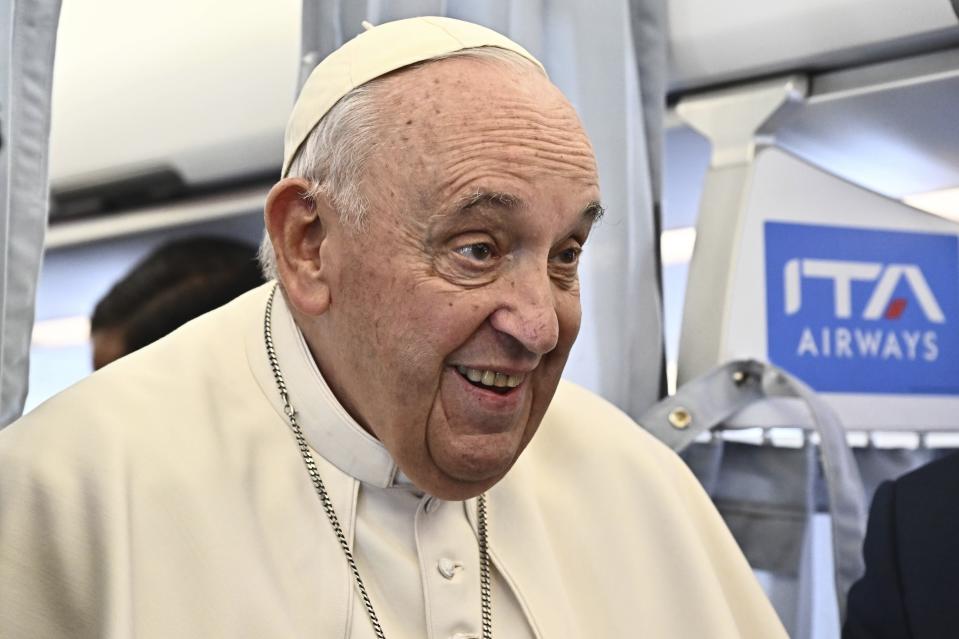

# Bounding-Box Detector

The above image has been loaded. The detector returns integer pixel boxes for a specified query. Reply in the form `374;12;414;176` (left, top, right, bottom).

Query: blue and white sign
765;221;959;395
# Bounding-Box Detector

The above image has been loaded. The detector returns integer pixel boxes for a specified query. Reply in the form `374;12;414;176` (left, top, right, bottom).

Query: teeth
456;366;525;389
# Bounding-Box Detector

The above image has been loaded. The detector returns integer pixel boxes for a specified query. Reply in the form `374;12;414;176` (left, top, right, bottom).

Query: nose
489;268;560;356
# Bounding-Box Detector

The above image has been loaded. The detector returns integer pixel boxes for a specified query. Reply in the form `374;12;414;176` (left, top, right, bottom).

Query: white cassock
0;284;787;638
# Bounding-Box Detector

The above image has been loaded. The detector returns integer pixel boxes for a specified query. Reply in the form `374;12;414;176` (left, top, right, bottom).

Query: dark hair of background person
90;236;265;369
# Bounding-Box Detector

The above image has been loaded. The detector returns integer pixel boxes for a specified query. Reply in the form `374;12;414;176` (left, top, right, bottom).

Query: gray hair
258;46;545;281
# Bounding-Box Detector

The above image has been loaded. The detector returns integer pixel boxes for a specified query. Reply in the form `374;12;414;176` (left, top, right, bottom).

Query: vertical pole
675;75;807;384
0;0;62;427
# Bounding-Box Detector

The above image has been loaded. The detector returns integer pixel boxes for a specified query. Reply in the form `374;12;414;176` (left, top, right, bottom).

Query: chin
425;468;510;501
423;431;527;499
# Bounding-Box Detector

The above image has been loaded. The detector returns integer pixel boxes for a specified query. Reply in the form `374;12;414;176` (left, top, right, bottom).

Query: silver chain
263;285;492;639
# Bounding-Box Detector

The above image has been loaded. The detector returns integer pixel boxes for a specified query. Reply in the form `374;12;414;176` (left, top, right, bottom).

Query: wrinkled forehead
372;58;600;203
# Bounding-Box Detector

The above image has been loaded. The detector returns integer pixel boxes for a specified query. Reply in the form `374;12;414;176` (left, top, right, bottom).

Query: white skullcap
282;16;545;176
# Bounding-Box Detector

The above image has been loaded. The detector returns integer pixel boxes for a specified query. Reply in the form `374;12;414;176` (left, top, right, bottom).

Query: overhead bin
669;0;959;91
48;0;300;220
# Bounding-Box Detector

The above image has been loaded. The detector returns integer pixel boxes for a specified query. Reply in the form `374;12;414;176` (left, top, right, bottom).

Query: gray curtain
628;0;666;209
297;0;668;418
0;0;62;427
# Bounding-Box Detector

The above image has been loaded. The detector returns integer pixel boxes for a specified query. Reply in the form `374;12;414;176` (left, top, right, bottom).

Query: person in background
90;236;264;369
843;450;959;638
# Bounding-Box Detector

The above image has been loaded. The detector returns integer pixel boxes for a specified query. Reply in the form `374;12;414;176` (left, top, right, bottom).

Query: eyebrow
457;190;522;212
582;201;605;224
456;190;606;225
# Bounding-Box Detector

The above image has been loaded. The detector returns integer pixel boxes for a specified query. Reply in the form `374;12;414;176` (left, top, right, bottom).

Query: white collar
246;285;400;488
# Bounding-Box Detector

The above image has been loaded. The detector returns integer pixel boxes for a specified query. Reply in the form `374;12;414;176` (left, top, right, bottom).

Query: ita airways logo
765;222;959;395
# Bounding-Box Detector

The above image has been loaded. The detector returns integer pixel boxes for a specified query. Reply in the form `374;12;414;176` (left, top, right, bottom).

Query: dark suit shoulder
894;451;959;508
892;451;959;584
844;480;910;639
889;452;959;639
845;452;959;639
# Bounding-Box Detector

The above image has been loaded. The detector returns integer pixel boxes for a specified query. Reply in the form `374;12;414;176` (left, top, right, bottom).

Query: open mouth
455;365;525;395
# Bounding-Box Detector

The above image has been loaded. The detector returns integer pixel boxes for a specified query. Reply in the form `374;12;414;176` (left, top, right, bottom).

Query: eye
554;246;582;265
455;242;496;263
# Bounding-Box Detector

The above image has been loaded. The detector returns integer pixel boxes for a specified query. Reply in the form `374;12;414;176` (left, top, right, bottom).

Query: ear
264;177;337;316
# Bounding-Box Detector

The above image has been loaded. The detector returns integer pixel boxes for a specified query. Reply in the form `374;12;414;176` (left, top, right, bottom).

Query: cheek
555;290;582;347
406;291;496;356
347;282;492;380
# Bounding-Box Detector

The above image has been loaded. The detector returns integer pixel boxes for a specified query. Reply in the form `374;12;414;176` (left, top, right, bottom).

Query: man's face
300;57;601;499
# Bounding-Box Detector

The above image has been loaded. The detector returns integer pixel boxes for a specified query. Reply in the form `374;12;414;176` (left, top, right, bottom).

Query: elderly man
0;17;786;639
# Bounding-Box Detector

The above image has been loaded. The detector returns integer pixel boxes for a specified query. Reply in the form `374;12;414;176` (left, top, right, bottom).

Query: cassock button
437;558;462;580
425;496;441;513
